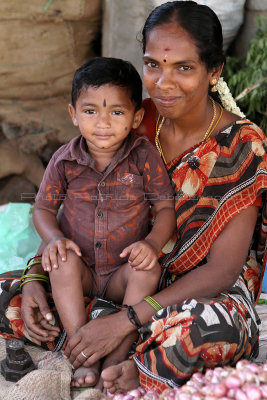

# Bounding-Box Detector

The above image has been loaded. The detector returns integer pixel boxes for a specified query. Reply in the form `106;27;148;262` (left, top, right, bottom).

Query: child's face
68;84;144;155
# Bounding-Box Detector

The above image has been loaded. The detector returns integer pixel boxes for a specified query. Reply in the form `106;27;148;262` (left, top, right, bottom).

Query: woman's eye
179;65;192;71
113;110;123;115
145;61;158;68
85;109;96;114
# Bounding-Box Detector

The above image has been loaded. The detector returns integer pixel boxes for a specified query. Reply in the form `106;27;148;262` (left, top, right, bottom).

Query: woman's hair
71;57;143;110
142;1;226;72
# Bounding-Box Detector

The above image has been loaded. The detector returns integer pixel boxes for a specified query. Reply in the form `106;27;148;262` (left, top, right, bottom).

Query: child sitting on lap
33;57;176;387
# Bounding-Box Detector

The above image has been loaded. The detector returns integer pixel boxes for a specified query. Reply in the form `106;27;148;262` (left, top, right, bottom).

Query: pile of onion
107;360;267;400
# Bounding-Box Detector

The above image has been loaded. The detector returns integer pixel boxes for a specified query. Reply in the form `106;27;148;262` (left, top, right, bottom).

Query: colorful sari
132;99;267;391
0;98;266;392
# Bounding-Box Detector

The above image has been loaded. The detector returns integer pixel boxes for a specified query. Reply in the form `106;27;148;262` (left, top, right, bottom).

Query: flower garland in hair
216;77;246;118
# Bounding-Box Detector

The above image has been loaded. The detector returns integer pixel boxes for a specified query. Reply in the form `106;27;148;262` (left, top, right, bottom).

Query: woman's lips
154;96;181;105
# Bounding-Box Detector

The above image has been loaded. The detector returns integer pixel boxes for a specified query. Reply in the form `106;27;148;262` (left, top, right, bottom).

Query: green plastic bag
0;203;41;272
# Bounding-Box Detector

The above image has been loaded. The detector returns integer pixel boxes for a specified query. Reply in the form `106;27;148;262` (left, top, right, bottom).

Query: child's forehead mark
164;48;170;51
103;99;106;107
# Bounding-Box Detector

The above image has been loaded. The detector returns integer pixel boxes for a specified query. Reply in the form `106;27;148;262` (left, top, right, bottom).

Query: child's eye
84;109;96;114
112;110;123;115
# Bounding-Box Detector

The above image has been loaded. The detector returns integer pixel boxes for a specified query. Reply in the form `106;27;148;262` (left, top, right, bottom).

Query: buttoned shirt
35;132;174;275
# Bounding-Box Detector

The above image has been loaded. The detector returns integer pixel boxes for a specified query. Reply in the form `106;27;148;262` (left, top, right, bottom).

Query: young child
33;57;176;387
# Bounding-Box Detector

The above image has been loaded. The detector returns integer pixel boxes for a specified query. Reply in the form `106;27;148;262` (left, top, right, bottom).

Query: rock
0;176;37;205
0;140;45;187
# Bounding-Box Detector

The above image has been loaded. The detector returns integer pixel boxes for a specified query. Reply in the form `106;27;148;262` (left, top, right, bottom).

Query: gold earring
210;79;217;92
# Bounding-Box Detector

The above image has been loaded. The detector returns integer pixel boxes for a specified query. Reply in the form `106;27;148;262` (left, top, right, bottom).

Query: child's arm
120;199;176;270
33;206;81;272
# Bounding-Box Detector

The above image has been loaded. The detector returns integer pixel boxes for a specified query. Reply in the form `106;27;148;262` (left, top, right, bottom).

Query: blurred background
0;0;266;205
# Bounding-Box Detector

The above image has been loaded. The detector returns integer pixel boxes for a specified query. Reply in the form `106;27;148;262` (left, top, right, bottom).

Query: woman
0;1;266;394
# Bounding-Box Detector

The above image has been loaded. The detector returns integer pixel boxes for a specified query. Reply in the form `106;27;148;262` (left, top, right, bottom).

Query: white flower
216;78;246;118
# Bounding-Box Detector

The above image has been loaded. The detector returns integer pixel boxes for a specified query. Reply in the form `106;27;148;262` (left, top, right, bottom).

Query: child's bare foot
72;363;100;387
101;360;139;393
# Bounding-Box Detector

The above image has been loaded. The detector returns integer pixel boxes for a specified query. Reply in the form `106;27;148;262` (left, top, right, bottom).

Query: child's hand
42;237;81;272
120;240;158;271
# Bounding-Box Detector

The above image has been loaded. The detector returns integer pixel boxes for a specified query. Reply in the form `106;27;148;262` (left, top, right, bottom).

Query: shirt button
95;242;102;248
100;181;105;187
97;211;103;218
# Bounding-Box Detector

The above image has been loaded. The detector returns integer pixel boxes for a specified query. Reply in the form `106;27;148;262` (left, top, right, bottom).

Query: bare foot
101;360;139;393
72;362;100;387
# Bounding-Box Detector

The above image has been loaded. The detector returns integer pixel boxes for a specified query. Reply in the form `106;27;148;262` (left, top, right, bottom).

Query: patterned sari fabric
0;105;266;393
131;109;267;391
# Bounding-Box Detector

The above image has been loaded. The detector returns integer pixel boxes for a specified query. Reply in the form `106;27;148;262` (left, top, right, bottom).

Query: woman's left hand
64;311;133;368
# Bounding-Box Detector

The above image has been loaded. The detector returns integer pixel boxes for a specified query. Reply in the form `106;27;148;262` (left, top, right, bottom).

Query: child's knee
132;262;161;283
50;250;82;276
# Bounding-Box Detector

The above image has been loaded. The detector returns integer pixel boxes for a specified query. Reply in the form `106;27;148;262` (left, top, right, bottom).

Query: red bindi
164;48;170;51
163;59;166;62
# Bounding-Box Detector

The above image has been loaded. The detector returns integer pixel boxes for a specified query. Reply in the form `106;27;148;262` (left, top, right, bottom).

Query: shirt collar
55;132;149;168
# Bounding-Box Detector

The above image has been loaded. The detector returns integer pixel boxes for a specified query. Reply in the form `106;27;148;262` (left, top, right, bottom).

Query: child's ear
68;104;78;126
132;107;145;129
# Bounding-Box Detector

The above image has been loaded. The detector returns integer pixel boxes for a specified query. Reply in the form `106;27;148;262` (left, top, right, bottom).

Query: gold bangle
144;296;163;311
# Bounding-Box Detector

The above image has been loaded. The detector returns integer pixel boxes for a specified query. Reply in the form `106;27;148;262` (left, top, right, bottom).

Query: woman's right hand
21;280;60;342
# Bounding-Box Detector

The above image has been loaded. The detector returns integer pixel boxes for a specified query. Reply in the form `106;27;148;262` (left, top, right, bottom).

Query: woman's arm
21;262;60;341
136;205;259;318
65;205;258;367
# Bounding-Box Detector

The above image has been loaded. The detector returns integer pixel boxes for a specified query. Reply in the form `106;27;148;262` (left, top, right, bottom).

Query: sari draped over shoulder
137;98;267;303
131;98;267;391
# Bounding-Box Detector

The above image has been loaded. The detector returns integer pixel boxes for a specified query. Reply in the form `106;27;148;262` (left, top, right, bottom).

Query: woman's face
143;22;215;120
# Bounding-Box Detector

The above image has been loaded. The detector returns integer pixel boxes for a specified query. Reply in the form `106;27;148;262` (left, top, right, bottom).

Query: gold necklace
204;103;223;141
202;96;216;141
155;97;222;164
155;115;166;164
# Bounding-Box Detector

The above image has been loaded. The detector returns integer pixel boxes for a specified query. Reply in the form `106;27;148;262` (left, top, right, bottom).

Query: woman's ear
209;64;224;86
132;107;145;129
68;104;78;126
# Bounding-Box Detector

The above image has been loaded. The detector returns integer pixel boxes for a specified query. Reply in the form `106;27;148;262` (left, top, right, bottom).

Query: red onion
113;394;124;400
235;388;248;400
176;393;191;400
246;363;260;374
144;390;159;400
244;385;262;400
261;384;267;398
127;390;142;398
258;370;267;383
138;387;147;395
225;374;242;389
123;395;135;400
236;360;250;370
191;372;204;384
113;361;267;400
191;393;204;400
212;382;227;397
227;388;237;398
